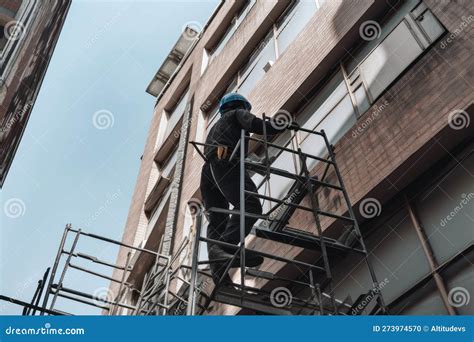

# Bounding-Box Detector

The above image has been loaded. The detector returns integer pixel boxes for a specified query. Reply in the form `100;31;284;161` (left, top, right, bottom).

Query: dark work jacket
204;109;284;162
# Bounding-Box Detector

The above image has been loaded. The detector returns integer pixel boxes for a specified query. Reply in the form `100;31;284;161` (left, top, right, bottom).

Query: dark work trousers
200;159;262;257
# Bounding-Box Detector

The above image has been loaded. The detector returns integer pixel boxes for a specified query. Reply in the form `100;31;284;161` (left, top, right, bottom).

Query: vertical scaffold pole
40;225;70;315
320;129;388;314
187;212;202;315
49;228;82;311
239;129;246;301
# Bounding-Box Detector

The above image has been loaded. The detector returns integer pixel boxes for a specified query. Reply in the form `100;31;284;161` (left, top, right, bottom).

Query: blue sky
1;0;217;315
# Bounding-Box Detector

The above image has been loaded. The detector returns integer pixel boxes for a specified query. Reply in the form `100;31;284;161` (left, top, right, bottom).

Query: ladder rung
245;161;344;191
199;236;326;272
254;227;365;255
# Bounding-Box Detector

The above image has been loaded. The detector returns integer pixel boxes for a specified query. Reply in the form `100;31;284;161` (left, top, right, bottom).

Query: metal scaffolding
0;225;170;315
187;116;389;315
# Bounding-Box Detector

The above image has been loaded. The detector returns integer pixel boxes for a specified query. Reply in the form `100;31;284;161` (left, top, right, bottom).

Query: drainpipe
403;194;457;315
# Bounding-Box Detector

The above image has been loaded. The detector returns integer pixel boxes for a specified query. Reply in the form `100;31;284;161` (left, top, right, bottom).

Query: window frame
208;0;256;60
342;0;445;116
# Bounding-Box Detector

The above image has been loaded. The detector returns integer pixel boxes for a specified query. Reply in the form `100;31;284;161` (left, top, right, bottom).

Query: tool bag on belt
204;144;230;161
216;145;229;160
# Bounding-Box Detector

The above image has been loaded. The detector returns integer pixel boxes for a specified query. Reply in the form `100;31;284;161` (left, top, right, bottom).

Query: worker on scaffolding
201;93;298;286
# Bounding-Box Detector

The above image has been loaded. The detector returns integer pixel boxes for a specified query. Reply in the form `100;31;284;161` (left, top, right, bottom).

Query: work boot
210;262;233;287
208;246;233;286
221;246;264;267
209;245;264;268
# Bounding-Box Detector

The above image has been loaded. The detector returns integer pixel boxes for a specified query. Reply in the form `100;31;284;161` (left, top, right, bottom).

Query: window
330;140;472;314
204;0;444;207
344;0;444;114
250;128;296;219
441;250;474;315
0;25;7;51
0;0;24;49
146;189;172;240
252;69;357;210
393;280;449;315
164;87;189;140
203;103;219;137
161;146;178;178
205;1;323;102
252;0;445;196
275;0;323;55
238;31;276;96
193;110;207;156
297;70;356;169
208;0;256;61
413;152;473;264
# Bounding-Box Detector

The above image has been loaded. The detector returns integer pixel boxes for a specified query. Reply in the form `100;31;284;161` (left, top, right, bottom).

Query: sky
0;0;218;315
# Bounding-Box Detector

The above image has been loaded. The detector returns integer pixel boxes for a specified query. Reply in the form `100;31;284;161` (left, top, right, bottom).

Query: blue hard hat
219;93;252;114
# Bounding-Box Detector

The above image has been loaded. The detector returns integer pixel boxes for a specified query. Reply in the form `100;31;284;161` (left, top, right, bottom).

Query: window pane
300;94;356;170
269;145;297;200
303;81;348;130
395;279;449;315
200;216;210;269
161;147;177;178
195;111;207;145
441;249;474;315
353;84;370;116
414;7;445;43
206;105;219;136
165;88;189;138
296;71;356;171
359;20;423;101
344;0;423;74
211;0;255;57
146;190;171;239
297;72;346;133
365;208;431;303
414;153;474;264
331;251;372;308
226;76;238;93
331;208;434;310
238;36;276;96
277;0;318;54
212;23;237;57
